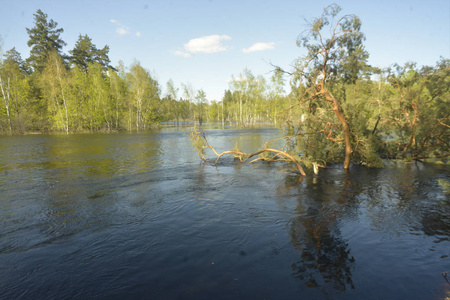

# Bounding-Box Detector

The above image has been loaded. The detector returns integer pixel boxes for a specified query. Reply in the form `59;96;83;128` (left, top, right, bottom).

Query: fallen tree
190;129;307;176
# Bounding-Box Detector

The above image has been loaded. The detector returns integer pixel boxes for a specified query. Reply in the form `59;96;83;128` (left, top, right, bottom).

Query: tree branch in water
190;129;307;176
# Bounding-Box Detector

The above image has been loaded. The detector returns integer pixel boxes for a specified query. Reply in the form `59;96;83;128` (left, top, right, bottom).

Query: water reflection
284;163;450;294
287;171;358;292
0;132;167;254
0;133;164;179
362;163;450;240
41;133;163;176
37;133;164;248
203;127;284;156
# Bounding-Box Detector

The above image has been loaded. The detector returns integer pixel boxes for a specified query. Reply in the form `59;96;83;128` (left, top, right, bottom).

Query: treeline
0;9;290;134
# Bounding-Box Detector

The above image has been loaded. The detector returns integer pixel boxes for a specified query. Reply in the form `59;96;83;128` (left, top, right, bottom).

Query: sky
0;0;449;101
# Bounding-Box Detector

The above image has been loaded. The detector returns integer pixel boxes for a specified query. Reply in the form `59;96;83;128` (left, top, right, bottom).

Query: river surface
0;127;449;299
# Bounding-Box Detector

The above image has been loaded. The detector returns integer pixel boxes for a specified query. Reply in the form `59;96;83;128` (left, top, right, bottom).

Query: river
0;127;449;299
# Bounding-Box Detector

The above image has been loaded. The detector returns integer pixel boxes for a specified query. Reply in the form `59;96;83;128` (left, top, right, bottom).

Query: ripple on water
0;131;449;300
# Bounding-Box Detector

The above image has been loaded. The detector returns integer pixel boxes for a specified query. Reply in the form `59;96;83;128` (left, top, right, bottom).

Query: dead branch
190;129;307;176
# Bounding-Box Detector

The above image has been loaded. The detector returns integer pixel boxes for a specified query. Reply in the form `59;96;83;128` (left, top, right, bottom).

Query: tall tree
0;69;12;133
229;69;268;125
195;89;207;125
182;82;196;121
88;62;113;131
222;89;234;123
128;62;160;130
69;64;89;130
2;48;29;75
109;62;128;130
288;4;366;169
0;48;30;133
40;51;70;133
26;9;66;73
268;69;287;124
69;34;112;72
166;79;182;125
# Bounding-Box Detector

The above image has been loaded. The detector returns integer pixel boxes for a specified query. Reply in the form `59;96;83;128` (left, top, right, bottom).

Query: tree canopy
26;9;66;72
69;34;112;72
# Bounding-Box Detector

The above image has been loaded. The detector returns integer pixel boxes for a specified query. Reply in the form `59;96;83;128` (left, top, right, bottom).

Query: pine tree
26;9;66;73
69;34;112;72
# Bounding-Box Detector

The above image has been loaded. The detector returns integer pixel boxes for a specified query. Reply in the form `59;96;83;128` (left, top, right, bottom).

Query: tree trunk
323;90;352;169
116;97;119;130
0;75;13;134
239;94;242;125
221;101;224;127
55;60;69;134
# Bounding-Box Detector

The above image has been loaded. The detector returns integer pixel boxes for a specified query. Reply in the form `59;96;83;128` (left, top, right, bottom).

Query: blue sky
1;0;449;100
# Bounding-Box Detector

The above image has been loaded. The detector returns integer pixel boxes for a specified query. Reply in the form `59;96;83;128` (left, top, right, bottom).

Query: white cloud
242;42;276;53
183;34;232;54
117;27;130;35
110;19;134;36
173;50;191;58
136;31;141;37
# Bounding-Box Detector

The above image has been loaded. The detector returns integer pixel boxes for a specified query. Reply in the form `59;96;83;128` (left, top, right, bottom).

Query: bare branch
190;129;307;176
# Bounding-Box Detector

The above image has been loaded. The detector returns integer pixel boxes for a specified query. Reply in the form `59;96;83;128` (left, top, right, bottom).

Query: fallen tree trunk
190;129;307;176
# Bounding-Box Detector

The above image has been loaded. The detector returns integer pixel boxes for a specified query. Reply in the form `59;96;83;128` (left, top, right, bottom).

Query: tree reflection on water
289;208;355;291
283;163;450;295
286;172;357;292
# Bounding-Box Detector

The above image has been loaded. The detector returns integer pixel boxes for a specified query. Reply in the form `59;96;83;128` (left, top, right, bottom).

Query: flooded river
0;127;449;299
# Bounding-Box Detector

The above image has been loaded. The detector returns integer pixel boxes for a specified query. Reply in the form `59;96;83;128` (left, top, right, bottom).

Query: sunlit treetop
26;9;66;72
69;34;112;72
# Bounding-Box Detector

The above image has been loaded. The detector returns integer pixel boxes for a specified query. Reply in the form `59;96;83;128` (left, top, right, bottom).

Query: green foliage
0;47;32;133
189;128;206;159
225;68;283;126
195;89;207;124
378;59;450;159
109;64;128;130
232;143;246;161
26;9;66;73
39;51;69;132
127;62;161;129
69;34;112;72
87;62;112;130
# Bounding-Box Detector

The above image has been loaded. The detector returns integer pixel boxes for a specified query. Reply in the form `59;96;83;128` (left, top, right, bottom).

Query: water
0;127;449;299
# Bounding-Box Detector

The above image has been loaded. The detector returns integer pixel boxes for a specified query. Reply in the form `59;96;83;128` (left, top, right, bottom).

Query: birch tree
40;51;70;133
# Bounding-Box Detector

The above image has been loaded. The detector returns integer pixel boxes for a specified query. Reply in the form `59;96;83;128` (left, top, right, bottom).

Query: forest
1;6;449;169
0;9;289;134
